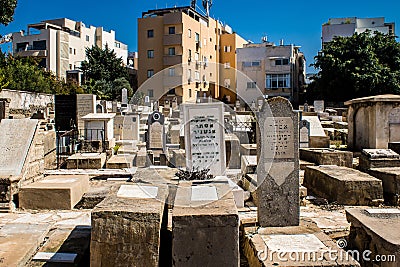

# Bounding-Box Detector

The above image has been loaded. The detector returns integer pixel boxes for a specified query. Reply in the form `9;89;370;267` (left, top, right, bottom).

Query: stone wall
0;89;54;118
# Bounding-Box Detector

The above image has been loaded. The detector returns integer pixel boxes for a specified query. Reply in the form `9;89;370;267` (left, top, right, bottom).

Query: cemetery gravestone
147;111;165;152
257;97;299;227
313;100;325;113
299;120;310;148
76;94;96;131
182;102;226;176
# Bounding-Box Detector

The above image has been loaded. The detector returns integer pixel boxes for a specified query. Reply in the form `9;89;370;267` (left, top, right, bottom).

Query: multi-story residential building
137;6;246;104
237;41;306;104
322;17;395;43
12;18;128;81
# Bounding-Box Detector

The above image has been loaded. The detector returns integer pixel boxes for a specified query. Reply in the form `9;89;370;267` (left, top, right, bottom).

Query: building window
194;71;200;81
148;89;154;97
194;52;199;61
115;42;121;48
203;38;207;46
32;40;46;50
147;69;154;78
169;68;175;77
187;69;192;80
69;47;73;54
169;26;176;34
188;29;191;38
188;49;192;61
266;74;291;89
224;62;231;69
247;82;257;89
275;58;289;65
168;47;176;56
147;29;154;38
224;46;231;52
195;33;200;43
189;89;192;98
147;50;154;58
243;61;261;67
168;88;175;95
86;35;90;42
69;64;72;70
73;48;76;55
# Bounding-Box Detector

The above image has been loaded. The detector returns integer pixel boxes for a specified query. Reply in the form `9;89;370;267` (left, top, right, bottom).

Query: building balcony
15;49;47;57
163;75;183;87
163;55;182;66
163;34;183;46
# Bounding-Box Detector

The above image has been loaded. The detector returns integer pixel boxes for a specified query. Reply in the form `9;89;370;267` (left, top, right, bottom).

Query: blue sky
1;0;399;73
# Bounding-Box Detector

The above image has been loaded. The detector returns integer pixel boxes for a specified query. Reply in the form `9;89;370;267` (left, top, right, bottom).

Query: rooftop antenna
191;0;196;9
202;0;212;17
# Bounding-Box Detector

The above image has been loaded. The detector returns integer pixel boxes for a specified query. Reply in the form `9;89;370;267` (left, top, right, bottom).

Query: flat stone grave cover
362;149;399;159
0;119;38;176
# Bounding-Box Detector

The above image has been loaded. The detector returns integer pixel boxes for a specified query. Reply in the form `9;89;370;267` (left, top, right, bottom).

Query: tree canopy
0;0;17;26
0;52;83;95
80;44;130;100
309;31;400;102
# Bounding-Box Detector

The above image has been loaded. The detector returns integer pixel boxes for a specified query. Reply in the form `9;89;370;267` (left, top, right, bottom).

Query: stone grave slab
368;167;400;205
33;252;77;263
0;119;38;177
182;102;226;176
0;223;51;267
240;144;257;156
242;219;360;266
225;133;241;169
117;184;159;199
213;176;244;208
359;149;400;171
19;175;89;210
346;208;400;267
300;148;353;167
241;155;257;175
172;182;239;267
257;97;299;227
106;154;134;169
304;165;383;205
91;184;168;267
302;116;330;148
66;153;106;169
171;149;186;168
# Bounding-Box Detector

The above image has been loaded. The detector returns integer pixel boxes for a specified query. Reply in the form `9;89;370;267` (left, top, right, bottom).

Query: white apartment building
12;18;128;81
322;17;395;43
237;41;306;105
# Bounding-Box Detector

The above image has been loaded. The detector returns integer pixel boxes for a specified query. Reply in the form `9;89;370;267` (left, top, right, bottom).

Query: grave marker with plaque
257;97;299;227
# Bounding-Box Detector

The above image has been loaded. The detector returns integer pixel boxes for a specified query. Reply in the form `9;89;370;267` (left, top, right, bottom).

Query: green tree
0;54;83;94
0;0;17;26
310;31;400;102
111;77;132;101
80;44;127;82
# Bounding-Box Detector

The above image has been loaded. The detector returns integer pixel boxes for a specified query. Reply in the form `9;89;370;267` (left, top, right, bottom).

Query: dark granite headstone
257;97;300;227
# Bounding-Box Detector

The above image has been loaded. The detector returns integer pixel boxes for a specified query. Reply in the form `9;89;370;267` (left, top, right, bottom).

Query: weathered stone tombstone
96;104;103;113
121;88;128;106
76;94;96;131
182;102;226;176
147;111;165;152
257;97;299;227
389;107;400;143
0;98;10;121
313;100;324;113
303;102;309;112
299;120;310;148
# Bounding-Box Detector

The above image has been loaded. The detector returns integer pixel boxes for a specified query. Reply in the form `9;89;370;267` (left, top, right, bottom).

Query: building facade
12;18;128;81
322;17;395;43
137;6;246;104
237;41;306;105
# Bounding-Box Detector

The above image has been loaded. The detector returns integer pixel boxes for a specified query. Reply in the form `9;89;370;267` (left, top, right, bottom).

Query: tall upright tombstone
257;97;299;227
313;100;325;113
182;102;226;176
147;111;165;152
299;120;310;148
76;94;96;131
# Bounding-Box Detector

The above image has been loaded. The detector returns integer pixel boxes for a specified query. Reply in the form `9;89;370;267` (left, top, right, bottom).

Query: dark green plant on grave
175;167;213;181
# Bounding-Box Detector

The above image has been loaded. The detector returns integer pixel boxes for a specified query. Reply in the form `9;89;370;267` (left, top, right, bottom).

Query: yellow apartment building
138;6;246;104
